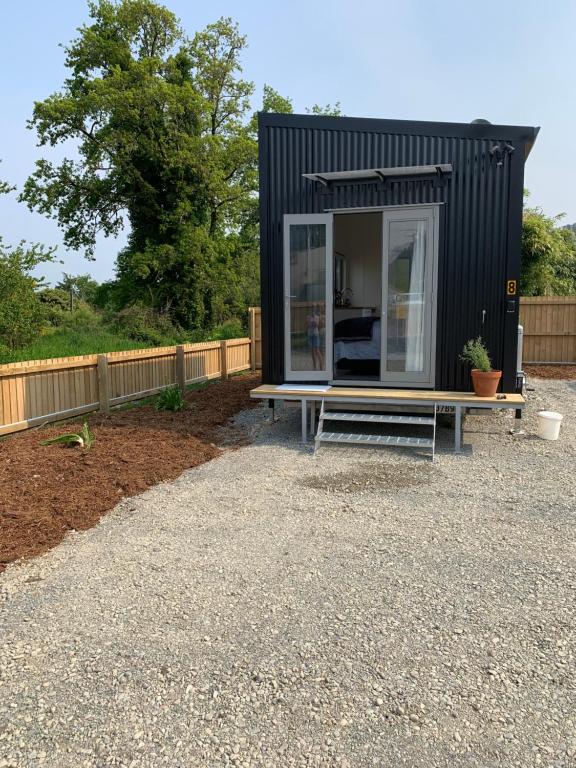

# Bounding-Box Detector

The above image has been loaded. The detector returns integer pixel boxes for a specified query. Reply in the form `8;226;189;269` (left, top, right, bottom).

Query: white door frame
283;213;334;381
380;206;439;387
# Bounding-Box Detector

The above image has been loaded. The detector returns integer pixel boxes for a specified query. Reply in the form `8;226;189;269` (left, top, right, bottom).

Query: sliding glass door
381;207;437;386
284;214;333;381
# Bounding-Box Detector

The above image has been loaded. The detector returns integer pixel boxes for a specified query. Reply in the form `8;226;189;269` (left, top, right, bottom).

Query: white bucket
536;411;563;441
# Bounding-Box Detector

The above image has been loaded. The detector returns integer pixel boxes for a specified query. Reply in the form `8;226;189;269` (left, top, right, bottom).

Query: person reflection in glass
306;303;325;370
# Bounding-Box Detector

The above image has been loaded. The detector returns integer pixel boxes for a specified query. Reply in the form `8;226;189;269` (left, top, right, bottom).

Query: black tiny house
258;112;539;393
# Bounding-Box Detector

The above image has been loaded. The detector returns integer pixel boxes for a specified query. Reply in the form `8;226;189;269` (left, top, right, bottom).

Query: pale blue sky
0;0;574;285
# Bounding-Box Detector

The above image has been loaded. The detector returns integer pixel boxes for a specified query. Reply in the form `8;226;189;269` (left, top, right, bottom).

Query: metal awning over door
303;164;452;187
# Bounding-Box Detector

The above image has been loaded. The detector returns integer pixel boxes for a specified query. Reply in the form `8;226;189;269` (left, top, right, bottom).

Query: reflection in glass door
381;208;437;385
283;214;333;380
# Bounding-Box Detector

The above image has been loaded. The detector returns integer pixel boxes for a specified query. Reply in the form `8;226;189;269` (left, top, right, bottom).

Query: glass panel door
381;208;437;385
284;214;333;380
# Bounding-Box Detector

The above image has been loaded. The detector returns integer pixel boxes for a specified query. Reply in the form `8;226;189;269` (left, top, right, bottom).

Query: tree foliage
0;168;56;352
56;273;100;308
260;85;293;116
521;204;576;295
0;178;14;196
0;241;55;350
306;102;343;116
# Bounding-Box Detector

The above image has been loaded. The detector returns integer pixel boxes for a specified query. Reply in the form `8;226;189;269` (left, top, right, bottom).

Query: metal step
316;432;434;449
323;411;435;426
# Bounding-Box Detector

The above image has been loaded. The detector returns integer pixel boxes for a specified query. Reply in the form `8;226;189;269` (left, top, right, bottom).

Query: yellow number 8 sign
507;280;517;296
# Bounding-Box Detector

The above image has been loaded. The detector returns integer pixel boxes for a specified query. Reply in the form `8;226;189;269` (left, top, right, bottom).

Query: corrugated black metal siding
259;115;529;392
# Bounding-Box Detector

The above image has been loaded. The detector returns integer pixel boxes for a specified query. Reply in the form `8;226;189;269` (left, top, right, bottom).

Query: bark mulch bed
525;365;576;380
0;372;261;572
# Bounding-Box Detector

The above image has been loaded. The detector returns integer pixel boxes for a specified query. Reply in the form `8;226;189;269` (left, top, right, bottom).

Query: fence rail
520;296;576;364
0;336;254;437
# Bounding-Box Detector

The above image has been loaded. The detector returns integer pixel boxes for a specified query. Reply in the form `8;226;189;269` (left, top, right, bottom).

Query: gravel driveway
1;378;575;768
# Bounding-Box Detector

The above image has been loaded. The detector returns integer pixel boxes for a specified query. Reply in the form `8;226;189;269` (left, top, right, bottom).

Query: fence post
97;354;110;414
249;308;256;371
220;339;229;380
175;345;185;393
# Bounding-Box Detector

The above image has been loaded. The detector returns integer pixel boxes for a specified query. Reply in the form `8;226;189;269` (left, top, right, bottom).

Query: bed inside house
333;211;427;382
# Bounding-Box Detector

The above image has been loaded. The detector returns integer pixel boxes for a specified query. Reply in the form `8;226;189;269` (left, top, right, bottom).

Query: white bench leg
301;398;308;444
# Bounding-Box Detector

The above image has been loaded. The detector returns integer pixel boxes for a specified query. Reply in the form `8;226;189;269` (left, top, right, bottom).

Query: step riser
324;404;434;415
323;412;435;426
316;432;433;449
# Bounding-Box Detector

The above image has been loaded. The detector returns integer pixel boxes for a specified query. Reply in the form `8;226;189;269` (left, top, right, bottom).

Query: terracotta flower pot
471;369;502;397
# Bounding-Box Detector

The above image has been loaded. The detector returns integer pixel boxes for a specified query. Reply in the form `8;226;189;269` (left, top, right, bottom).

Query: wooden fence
520;296;576;364
0;337;253;437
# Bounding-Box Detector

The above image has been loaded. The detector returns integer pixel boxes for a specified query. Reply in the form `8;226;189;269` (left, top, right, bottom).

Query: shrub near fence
0;337;254;437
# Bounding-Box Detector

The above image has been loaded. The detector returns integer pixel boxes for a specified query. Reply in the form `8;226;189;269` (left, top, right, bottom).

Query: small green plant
460;337;492;372
156;386;185;412
41;420;94;449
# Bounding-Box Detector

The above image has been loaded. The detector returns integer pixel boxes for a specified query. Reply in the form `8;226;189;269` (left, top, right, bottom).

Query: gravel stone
0;377;574;767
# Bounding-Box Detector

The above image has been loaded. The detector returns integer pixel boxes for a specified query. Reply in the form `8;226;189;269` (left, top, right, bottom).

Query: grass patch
0;325;150;364
0;315;248;365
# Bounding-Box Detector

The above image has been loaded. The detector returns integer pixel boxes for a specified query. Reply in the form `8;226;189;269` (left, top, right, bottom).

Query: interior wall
334;213;382;310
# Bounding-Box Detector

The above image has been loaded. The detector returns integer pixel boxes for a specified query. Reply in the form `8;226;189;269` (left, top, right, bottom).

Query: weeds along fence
520;296;576;364
0;334;257;437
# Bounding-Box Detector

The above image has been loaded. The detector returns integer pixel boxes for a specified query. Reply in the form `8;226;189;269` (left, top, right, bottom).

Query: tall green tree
22;1;231;328
21;1;345;332
23;1;199;257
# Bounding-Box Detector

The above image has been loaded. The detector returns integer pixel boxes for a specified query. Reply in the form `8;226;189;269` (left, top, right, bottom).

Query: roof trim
259;112;540;156
303;164;452;186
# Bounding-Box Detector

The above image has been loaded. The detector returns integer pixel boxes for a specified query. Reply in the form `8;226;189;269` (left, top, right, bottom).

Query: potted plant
460;337;502;397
